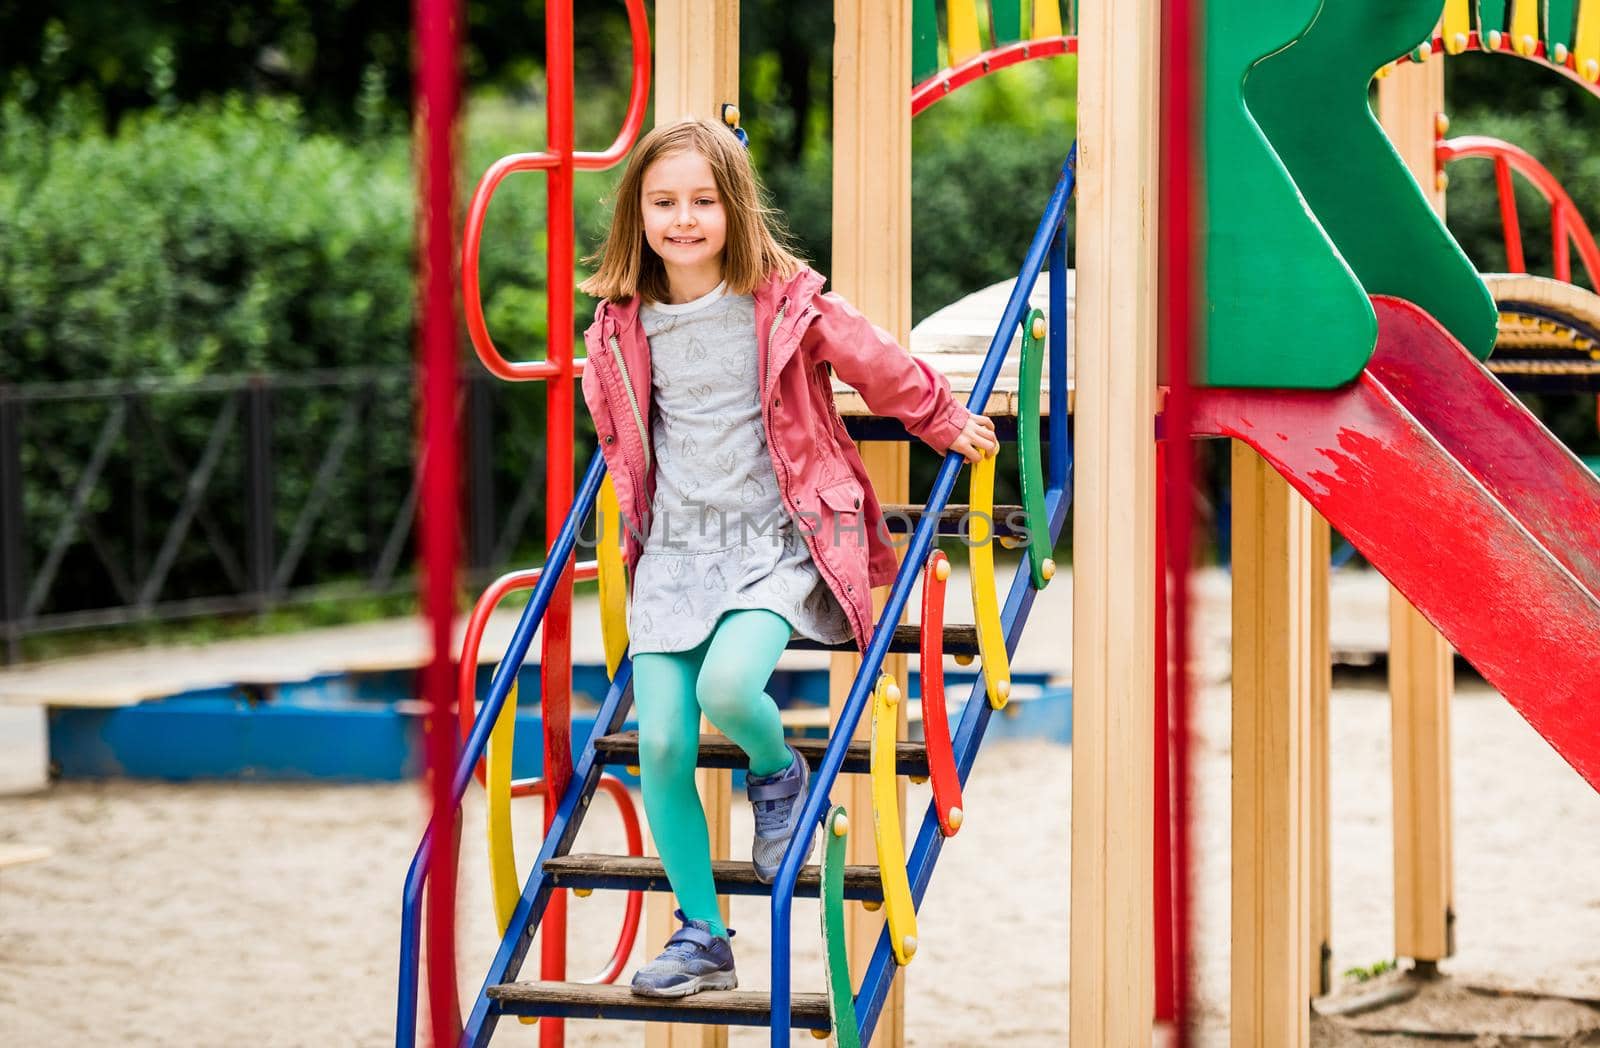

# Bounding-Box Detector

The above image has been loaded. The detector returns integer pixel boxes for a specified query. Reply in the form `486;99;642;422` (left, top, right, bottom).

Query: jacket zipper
607;333;651;474
601;329;648;553
763;300;791;518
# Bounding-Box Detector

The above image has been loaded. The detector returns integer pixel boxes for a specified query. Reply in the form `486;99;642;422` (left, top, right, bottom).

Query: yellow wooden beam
1309;515;1332;997
833;1;913;1042
1577;0;1600;80
1511;0;1541;53
1377;56;1456;968
1442;0;1472;53
1230;445;1313;1048
1070;0;1158;1040
646;4;739;1046
948;0;983;63
1033;0;1065;39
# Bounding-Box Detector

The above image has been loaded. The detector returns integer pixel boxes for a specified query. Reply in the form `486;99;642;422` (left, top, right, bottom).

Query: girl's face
640;149;728;283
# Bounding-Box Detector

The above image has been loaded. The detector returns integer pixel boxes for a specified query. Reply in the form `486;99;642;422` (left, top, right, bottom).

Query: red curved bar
507;775;645;986
463;0;651;381
1438;134;1600;290
920;550;963;837
463;153;567;383
1419;32;1600;100
574;0;651;170
1495;155;1527;273
457;563;602;788
911;37;1077;117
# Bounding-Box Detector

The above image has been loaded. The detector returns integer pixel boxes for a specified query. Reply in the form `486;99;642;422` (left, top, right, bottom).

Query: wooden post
1377;57;1456;967
646;4;739;1046
1309;514;1332;997
832;1;911;1043
1230;445;1313;1047
1070;1;1158;1042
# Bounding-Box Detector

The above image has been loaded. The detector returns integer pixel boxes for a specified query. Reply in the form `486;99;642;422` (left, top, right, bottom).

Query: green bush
0;95;598;624
0;97;411;382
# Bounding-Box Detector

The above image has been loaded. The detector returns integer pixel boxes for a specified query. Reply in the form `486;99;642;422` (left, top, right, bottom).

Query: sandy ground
3;572;1600;1045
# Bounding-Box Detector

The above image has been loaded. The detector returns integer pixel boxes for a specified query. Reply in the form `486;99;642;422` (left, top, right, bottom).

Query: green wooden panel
1204;0;1376;389
1481;0;1511;32
1017;308;1053;588
914;0;942;82
1247;1;1498;360
1548;0;1580;49
821;807;861;1048
992;0;1024;43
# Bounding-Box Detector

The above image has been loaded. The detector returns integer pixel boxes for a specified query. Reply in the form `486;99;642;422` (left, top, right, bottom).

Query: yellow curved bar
486;680;521;932
869;674;919;966
1577;0;1600;80
1032;0;1064;38
967;452;1012;710
1510;0;1541;53
947;0;982;64
597;475;628;678
1442;0;1471;51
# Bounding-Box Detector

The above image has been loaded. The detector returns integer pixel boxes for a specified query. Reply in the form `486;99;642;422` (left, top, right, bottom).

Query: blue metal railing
396;450;609;1046
766;144;1079;1041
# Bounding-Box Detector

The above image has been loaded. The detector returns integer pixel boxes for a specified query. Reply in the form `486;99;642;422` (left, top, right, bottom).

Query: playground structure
397;1;1600;1045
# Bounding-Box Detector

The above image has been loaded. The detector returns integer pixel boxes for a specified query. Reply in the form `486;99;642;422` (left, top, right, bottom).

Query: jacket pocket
817;478;864;515
814;478;869;594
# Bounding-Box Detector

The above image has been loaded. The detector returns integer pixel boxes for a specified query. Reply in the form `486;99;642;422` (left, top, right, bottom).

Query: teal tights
631;608;795;939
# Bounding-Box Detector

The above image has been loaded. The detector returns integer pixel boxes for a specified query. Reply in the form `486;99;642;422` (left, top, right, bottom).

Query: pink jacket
579;264;973;653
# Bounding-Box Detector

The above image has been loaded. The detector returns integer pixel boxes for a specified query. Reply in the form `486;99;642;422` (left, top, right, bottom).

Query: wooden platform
834;270;1072;419
1485;273;1600;361
793;622;979;656
594;730;930;777
542;853;884;901
486;982;832;1029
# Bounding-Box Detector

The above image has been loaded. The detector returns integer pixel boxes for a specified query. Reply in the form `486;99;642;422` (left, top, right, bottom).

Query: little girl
577;117;997;997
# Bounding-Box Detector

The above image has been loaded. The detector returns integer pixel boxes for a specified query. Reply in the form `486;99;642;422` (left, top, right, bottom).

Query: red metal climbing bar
414;0;464;1041
1438;134;1600;289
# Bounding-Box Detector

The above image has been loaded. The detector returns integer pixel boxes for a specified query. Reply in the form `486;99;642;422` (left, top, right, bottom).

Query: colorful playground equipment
398;0;1600;1045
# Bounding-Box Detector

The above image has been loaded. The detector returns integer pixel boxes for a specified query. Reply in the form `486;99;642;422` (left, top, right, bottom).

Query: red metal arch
911;36;1078;117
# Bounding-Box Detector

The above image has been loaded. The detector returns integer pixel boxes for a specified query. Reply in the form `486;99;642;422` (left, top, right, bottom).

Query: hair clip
720;103;750;149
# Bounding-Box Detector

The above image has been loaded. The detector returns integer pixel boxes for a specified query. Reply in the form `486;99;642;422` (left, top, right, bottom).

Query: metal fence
0;368;562;661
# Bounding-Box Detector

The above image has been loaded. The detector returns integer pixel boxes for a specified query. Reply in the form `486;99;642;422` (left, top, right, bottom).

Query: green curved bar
1204;0;1377;389
1549;1;1579;53
1480;0;1510;34
992;0;1024;44
912;0;939;82
1247;0;1498;360
1017;307;1052;589
821;806;861;1048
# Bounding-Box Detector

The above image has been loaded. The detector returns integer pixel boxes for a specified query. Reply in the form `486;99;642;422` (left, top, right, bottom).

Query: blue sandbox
47;666;1070;782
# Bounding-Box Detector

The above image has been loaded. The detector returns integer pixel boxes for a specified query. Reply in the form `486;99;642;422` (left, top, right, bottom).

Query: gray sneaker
747;743;815;884
629;912;737;998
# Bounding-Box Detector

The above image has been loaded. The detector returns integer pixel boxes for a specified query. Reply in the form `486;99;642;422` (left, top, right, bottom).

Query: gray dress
628;281;853;655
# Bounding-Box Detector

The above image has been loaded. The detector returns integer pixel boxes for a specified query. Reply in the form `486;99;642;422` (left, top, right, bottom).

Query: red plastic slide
1193;296;1600;791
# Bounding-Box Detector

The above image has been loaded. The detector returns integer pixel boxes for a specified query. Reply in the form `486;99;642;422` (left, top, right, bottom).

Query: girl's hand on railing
950;412;999;464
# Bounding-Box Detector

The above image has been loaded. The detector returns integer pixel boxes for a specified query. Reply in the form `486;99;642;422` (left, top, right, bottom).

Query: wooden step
593;731;930;778
488;981;832;1029
543;853;884;902
790;622;978;656
879;503;1029;539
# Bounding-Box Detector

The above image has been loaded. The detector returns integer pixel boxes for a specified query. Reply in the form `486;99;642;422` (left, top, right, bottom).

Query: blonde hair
578;117;807;304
